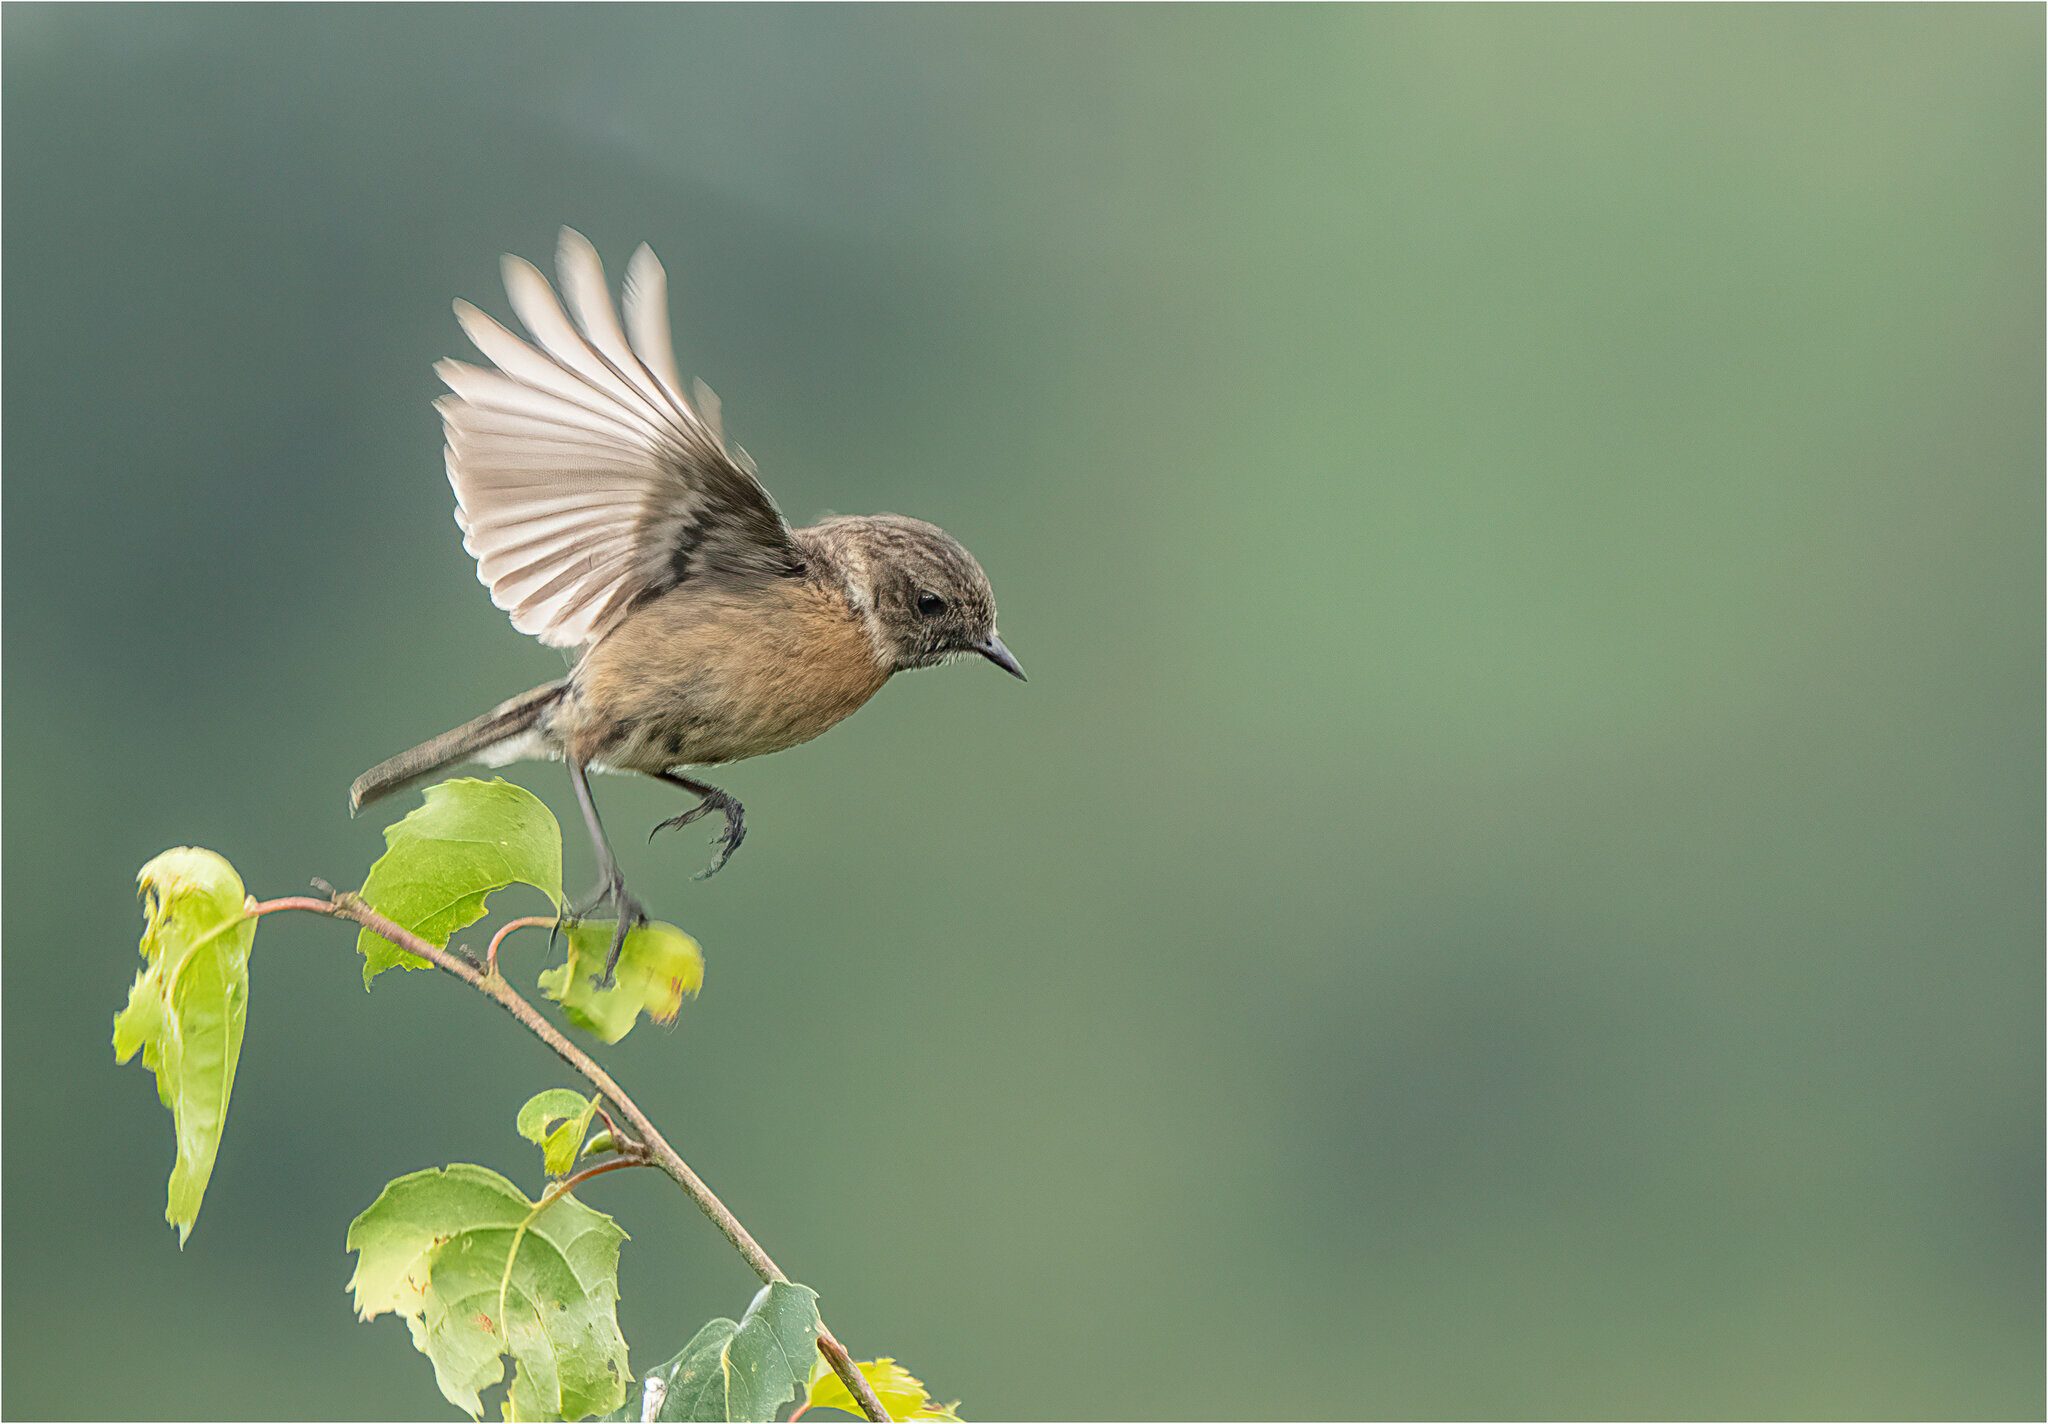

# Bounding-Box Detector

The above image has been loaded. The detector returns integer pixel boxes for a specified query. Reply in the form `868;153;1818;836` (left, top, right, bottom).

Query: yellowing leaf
517;1089;600;1177
346;1163;629;1421
537;920;703;1044
804;1355;963;1421
357;779;563;985
113;847;257;1245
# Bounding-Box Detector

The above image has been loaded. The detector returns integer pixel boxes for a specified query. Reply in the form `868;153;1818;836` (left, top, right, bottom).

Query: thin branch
247;891;890;1423
247;896;339;916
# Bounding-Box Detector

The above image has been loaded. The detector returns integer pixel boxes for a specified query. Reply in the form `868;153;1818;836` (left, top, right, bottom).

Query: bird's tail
349;681;568;814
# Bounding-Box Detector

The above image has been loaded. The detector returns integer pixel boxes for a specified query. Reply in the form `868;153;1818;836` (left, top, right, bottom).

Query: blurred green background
4;5;2041;1419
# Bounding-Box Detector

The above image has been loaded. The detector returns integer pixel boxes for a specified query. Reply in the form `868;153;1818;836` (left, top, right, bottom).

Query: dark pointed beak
976;634;1027;681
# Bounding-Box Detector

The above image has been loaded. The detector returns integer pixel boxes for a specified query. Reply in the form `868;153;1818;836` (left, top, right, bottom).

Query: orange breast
562;578;891;771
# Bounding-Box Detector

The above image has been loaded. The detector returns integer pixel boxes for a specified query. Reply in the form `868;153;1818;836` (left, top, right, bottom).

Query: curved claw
692;817;746;881
592;892;646;991
564;878;616;921
648;802;712;840
650;789;746;880
552;878;609;958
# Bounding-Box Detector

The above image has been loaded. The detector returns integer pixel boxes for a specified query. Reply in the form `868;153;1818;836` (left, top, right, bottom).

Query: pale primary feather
623;244;688;402
438;228;802;650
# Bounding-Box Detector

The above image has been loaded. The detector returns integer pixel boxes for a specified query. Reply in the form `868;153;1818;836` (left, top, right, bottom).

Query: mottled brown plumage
350;230;1023;983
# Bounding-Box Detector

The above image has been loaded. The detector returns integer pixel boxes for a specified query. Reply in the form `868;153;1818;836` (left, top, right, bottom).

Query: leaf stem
589;1098;632;1152
250;891;891;1423
548;1154;648;1198
486;914;557;976
497;1157;652;1338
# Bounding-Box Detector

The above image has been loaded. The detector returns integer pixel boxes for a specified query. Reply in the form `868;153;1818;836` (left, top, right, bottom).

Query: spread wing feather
438;228;802;649
623;245;689;404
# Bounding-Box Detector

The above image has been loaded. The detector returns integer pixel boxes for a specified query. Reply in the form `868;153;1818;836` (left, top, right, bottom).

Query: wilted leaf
803;1355;963;1421
113;847;257;1245
518;1089;600;1177
606;1283;819;1423
346;1163;629;1421
357;779;563;985
537;920;703;1043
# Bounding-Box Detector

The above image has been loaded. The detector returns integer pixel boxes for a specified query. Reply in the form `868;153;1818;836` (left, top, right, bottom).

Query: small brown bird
351;228;1024;982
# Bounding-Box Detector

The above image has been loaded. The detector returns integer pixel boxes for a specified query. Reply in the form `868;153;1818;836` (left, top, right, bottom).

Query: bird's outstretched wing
439;228;803;650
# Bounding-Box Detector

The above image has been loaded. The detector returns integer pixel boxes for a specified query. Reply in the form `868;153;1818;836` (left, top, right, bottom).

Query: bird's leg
649;771;747;880
567;760;645;989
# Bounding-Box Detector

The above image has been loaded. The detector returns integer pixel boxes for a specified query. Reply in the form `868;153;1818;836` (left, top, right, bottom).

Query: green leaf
607;1283;820;1423
113;847;257;1245
518;1090;601;1177
537;920;703;1044
357;779;563;985
803;1355;963;1421
346;1163;629;1422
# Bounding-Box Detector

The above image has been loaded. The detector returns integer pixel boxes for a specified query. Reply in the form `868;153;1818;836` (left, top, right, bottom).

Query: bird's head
817;514;1026;680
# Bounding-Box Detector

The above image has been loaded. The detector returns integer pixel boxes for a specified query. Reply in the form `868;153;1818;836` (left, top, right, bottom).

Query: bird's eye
915;590;947;618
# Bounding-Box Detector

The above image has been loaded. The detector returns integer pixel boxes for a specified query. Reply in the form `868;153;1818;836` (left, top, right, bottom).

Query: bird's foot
594;887;647;990
649;788;746;880
558;869;647;989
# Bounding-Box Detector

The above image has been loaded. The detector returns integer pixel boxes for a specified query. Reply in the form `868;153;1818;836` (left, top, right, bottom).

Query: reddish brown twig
485;914;555;976
545;1155;647;1198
